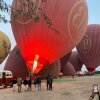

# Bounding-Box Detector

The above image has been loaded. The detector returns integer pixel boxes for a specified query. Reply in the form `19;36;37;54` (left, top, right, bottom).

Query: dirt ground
0;76;100;100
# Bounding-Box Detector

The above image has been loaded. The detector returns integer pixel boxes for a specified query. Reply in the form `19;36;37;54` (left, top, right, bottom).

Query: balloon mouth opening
32;54;40;71
27;54;49;73
31;54;44;73
87;67;95;73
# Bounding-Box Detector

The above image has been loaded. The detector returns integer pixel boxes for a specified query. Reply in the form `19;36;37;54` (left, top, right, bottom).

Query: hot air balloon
38;60;60;78
4;46;29;78
11;0;88;73
0;31;11;64
60;52;71;72
68;51;83;72
4;46;60;78
63;61;76;76
76;24;100;72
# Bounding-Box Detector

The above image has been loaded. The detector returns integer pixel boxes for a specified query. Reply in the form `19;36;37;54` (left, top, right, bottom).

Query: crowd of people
10;74;53;93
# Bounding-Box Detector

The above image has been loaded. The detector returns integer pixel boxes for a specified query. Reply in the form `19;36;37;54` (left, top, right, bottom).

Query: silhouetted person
37;75;42;91
72;74;75;79
46;74;50;90
49;76;53;90
23;78;28;92
2;72;6;88
46;74;53;90
12;78;17;92
34;76;37;89
27;76;32;91
17;76;22;93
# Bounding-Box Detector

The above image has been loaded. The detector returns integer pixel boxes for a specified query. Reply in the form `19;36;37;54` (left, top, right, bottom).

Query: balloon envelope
68;51;83;72
37;60;61;78
4;46;60;78
0;31;11;64
63;61;76;76
11;0;88;73
4;46;29;78
77;24;100;72
60;52;71;72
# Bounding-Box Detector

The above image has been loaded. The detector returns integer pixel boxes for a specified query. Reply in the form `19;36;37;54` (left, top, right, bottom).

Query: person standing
46;74;53;90
23;78;28;92
88;86;100;100
72;74;75;79
37;75;42;91
49;76;53;90
12;78;17;93
17;76;22;93
27;76;32;91
34;76;37;89
2;72;6;88
46;74;50;90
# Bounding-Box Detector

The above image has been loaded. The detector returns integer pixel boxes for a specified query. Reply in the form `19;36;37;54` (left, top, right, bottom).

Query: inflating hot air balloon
76;24;100;72
60;52;71;72
38;60;60;78
63;61;76;76
11;0;88;73
4;46;29;78
68;51;83;72
4;46;60;78
0;31;11;64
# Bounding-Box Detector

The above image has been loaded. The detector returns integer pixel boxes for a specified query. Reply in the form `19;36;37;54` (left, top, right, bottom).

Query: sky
0;0;100;71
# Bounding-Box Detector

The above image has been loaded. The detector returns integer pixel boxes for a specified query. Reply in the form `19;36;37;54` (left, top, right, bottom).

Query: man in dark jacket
46;74;53;90
23;78;28;92
27;76;32;91
49;76;53;90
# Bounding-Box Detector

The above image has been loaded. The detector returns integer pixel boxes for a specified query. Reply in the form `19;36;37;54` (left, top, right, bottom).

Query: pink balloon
63;61;76;76
77;24;100;72
60;52;71;72
4;46;29;78
68;51;83;72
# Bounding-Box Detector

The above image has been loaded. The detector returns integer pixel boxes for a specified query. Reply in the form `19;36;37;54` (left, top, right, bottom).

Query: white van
0;70;13;87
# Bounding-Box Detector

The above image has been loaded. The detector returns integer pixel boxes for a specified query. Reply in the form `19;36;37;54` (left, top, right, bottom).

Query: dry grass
0;76;100;100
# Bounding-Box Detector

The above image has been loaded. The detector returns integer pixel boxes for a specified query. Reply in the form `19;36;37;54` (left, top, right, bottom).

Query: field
0;76;100;100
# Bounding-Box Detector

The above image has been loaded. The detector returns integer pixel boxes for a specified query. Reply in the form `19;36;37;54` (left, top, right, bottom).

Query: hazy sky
0;0;100;71
87;0;100;24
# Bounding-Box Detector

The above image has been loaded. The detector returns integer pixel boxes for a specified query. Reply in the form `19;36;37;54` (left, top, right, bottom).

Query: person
49;76;53;90
37;75;42;91
2;72;6;88
34;76;37;89
46;74;50;90
12;78;17;93
88;86;100;100
27;76;32;91
72;74;75;79
46;74;53;90
17;76;22;93
23;78;28;92
88;92;100;100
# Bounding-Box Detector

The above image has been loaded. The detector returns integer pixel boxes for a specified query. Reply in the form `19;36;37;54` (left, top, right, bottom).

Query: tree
0;0;10;23
0;0;59;33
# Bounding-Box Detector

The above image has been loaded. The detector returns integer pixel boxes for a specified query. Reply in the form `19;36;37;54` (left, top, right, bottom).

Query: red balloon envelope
77;24;100;72
68;51;83;72
4;46;60;78
11;0;88;73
